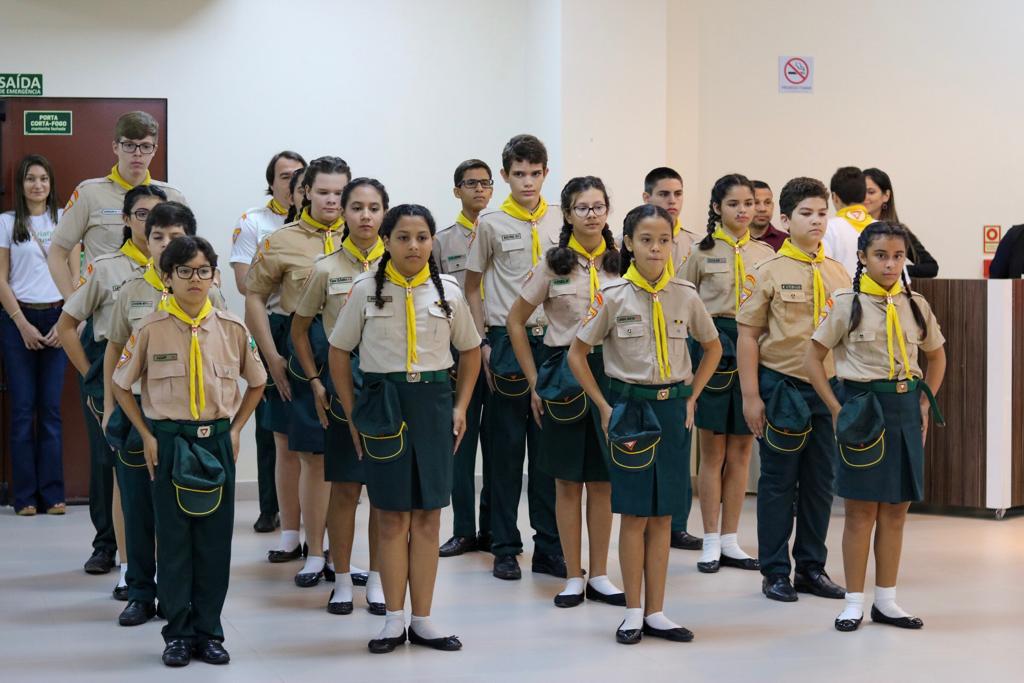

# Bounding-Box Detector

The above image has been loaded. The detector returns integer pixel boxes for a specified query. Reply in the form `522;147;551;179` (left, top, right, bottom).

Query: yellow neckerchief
107;164;151;191
163;296;214;419
567;234;606;303
267;198;288;216
120;239;149;267
341;236;385;272
778;238;827;325
142;261;169;308
622;263;672;380
384;261;432;371
712;225;750;314
456;212;476;231
836;205;874;233
501;195;548;265
667;218;684;276
300;208;343;254
858;274;914;380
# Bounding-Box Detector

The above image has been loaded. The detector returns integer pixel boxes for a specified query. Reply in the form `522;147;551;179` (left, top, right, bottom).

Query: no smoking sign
779;56;814;93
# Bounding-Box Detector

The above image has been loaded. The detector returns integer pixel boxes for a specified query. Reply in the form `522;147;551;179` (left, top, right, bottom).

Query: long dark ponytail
699;173;754;251
619;204;673;276
848;221;928;336
340;178;390;243
373;204;451;317
547;176;619;276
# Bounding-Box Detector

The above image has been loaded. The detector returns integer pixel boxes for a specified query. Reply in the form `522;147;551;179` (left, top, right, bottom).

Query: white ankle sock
559;577;585;596
700;533;721;564
351;564;366;575
299;555;325;575
330;580;353;603
278;529;300;551
587;575;622;595
116;564;128;588
410;614;445;640
720;533;753;560
837;592;865;621
327;561;335;572
622;607;643;631
874;585;911;618
366;570;385;604
644;611;681;630
378;610;405;639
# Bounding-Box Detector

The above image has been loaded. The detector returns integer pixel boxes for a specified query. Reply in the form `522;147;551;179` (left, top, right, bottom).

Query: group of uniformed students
50;112;947;666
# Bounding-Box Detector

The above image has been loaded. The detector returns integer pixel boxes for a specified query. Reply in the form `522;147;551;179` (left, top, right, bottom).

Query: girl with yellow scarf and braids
570;204;722;646
681;174;775;575
806;221;946;633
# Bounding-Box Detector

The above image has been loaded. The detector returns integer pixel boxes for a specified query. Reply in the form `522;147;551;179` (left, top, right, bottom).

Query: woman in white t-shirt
0;154;68;516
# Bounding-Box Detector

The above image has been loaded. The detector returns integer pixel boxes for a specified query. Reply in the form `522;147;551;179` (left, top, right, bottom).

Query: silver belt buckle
196;425;212;438
531;326;544;337
406;372;421;383
896;381;909;394
656;388;670;401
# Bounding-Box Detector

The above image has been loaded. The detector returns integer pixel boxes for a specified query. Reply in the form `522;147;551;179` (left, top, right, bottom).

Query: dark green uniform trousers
450;368;491;539
253;403;278;518
756;367;836;577
485;329;560;558
80;320;116;555
115;453;157;602
152;420;234;643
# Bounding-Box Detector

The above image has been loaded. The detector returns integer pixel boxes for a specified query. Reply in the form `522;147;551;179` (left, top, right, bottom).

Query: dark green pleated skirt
259;313;292;434
285;315;328;453
693;317;750;435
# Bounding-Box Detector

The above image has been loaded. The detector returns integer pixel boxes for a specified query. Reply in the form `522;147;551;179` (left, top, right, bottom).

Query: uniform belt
489;324;547;338
843;379;945;425
607;378;692;401
19;300;63;310
152;419;231;438
364;371;450;384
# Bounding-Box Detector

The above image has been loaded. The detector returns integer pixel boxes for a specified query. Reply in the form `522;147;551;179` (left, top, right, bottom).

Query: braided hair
373;204;452;317
547;176;620;276
619;204;673;275
699;173;754;250
848;221;928;336
284;167;306;223
339;178;390;242
299;155;351;220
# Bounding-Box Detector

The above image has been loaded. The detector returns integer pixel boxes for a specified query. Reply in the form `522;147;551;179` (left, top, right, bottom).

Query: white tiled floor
0;497;1020;682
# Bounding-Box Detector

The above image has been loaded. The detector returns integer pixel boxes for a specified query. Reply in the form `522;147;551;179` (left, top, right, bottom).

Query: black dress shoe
531;551;568;578
192;639;231;664
368;629;407;654
476;531;493;553
870;605;923;629
84;548;115;575
294;568;323;587
719;555;760;571
697;559;720;573
615;621;642;645
267;544;303;563
119;599;157;626
762;575;798;603
834;616;863;632
367;602;386;616
553;591;584;608
794;567;846;600
326;590;353;615
253;512;277;533
162;639;191;667
585;583;626;606
642;622;694;642
493;554;521;580
439;535;478;557
351;571;369;586
112;583;129;601
670;531;703;550
409;627;462;651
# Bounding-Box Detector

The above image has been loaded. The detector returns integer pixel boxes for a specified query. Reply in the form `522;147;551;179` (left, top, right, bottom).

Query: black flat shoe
84;548;115;575
267;544;303;563
439;535;478;557
870;605;923;629
670;531;703;551
368;629;407;654
326;590;353;615
794;567;845;600
719;555;760;571
834;616;863;632
112;583;129;601
476;531;493;553
368;602;386;616
615;621;642;645
162;639;191;667
762;575;798;603
553;591;584;608
642;622;694;642
493;554;521;581
409;627;462;651
119;599;156;626
351;571;369;586
192;639;230;665
323;564;336;583
294;568;323;587
697;560;720;573
585;583;626;607
531;551;568;578
253;512;277;533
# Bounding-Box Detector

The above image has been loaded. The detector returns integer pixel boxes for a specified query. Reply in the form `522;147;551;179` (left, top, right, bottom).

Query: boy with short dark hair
823;167;874;276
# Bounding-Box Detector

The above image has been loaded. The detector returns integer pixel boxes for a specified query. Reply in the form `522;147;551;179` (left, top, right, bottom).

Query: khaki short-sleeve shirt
244;220;343;314
680;236;776;318
108;277;228;347
294;248;380;334
520;253;611;348
434;222;476;291
62;252;147;340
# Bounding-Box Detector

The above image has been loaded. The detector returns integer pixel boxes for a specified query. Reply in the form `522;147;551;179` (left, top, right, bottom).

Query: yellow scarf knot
300;208;344;254
501;195;548;266
342;236;385;272
778;238;827;325
567;234;606;303
163;296;214;419
858;275;914;380
712;226;750;314
384;261;432;372
142;261;169;308
622;264;673;380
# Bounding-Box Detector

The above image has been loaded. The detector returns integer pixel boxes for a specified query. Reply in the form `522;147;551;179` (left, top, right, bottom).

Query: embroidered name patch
153;353;178;362
368;295;393;303
616;314;642;323
780;284;803;290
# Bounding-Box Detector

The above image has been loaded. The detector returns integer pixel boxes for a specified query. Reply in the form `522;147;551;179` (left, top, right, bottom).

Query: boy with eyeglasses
434;159;494;557
47;111;187;577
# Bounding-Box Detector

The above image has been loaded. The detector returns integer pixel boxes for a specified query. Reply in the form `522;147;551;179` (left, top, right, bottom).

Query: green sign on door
0;73;43;96
24;111;73;136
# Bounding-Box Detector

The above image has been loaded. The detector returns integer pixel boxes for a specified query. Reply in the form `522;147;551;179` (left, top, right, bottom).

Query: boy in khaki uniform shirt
736;177;850;604
463;135;562;581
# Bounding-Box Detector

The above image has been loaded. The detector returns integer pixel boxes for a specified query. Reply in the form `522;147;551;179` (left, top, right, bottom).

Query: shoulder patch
116;348;132;369
232;227;242;244
64;188;81;211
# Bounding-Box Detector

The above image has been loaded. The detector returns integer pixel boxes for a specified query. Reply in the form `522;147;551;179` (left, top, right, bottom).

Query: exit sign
0;73;43;96
24;111;72;136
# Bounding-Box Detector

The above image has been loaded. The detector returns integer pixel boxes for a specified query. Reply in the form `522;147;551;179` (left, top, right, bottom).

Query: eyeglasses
131;208;151;221
174;265;215;280
118;140;156;155
457;179;495;189
572;204;608;218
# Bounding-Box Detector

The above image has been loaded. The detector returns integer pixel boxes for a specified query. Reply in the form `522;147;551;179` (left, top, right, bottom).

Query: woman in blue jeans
0;154;68;515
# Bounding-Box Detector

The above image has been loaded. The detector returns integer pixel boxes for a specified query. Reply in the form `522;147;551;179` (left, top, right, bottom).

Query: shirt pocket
615;320;649;356
290;266;312;287
127;300;157;322
666;320;689;362
849;330;876;343
444;252;468;273
778;288;809;325
214;362;240;409
364;301;396;338
427;304;451;340
147;361;187;408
